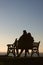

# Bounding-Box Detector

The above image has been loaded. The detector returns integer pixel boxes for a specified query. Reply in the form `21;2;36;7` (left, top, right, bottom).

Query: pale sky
0;0;43;52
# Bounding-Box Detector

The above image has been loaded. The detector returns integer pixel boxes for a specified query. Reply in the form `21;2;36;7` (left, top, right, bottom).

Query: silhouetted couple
15;30;34;57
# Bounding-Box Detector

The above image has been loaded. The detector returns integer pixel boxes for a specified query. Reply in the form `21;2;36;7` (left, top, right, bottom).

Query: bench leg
31;49;39;57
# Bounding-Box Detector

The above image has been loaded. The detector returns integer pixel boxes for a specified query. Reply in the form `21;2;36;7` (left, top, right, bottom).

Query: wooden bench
7;41;40;57
7;44;16;56
31;41;40;56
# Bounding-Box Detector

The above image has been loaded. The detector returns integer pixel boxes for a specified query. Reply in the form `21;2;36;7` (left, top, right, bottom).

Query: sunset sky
0;0;43;52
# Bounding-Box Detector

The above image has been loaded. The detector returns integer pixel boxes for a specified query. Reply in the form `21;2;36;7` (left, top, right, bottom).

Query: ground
0;55;43;65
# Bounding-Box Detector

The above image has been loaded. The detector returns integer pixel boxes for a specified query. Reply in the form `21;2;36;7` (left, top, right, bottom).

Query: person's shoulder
31;36;34;41
18;35;23;40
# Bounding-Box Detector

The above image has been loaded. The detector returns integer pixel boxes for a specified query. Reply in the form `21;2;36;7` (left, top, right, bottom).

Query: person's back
18;30;27;49
27;32;34;48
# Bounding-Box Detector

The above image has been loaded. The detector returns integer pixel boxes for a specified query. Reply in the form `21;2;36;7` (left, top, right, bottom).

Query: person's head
28;32;31;36
23;30;27;35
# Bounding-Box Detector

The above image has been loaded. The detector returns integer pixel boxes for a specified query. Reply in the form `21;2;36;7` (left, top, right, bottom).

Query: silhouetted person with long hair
25;32;34;56
27;32;34;46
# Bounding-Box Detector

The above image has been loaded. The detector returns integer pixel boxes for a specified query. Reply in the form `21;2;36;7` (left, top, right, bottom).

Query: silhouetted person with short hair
18;30;27;48
23;30;27;35
17;30;27;56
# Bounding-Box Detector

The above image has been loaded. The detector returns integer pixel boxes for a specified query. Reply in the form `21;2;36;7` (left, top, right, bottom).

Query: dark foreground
0;55;43;65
